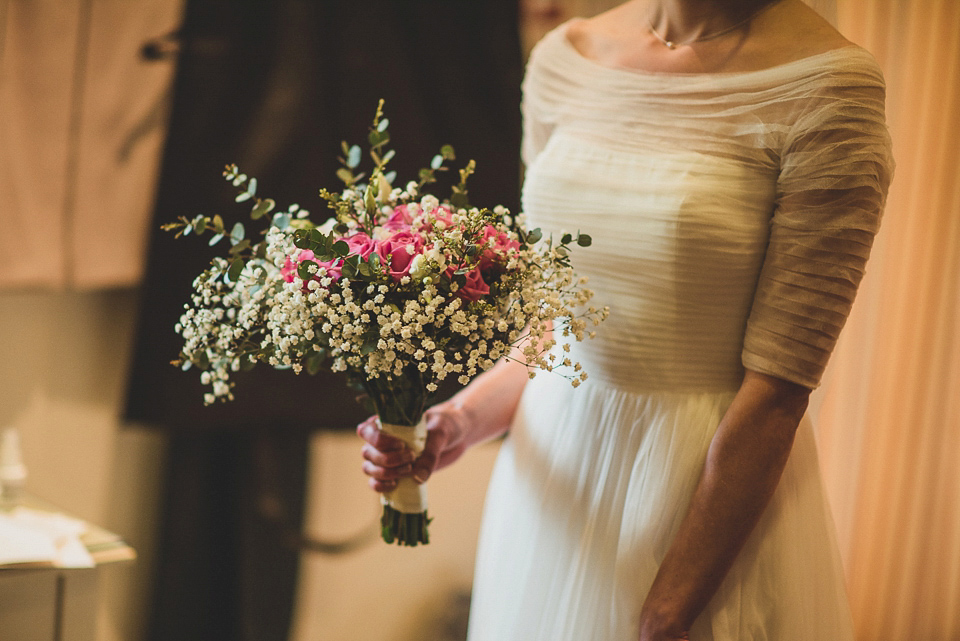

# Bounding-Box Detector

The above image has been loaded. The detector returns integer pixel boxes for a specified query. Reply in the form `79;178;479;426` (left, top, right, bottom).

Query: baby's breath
172;122;609;408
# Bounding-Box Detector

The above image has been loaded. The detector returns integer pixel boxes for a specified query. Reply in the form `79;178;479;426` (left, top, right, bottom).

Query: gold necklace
647;0;785;49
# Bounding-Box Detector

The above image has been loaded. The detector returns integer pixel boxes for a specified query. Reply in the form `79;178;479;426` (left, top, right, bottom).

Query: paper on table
0;507;94;568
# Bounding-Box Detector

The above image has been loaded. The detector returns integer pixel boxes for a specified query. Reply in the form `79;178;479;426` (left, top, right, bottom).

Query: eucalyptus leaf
298;260;318;281
194;217;208;234
247;177;257;196
382;149;395;164
561;233;572;245
377;118;389;132
526;228;542;244
294;230;311;249
384;170;397;184
272;212;291;230
235;191;252;203
250;198;275;220
183;224;193;236
230;222;245;244
227;258;245;282
430;154;443;170
577;234;593;247
229;239;251;256
440;144;456;160
208;233;224;246
332;240;349;256
347;144;362;168
368;130;388;147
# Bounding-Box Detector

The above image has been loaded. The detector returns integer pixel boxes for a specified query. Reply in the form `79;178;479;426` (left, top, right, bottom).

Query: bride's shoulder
757;0;854;63
562;3;646;64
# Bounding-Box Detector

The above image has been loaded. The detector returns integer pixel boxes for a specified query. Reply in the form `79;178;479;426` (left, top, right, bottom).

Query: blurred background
0;1;957;640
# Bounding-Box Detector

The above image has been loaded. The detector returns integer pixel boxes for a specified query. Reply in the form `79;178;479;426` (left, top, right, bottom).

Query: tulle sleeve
520;39;558;168
741;59;894;389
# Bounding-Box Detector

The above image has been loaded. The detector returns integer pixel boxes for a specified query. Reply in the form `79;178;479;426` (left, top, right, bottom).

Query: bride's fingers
412;429;448;484
362;460;413;481
361;443;415;468
368;477;397;493
356;420;407;453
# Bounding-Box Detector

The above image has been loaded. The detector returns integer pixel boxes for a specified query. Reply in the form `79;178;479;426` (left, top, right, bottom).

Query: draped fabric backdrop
815;1;960;639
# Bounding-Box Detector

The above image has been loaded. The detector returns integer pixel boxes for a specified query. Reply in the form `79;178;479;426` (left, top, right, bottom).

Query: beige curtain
816;1;960;639
0;0;182;290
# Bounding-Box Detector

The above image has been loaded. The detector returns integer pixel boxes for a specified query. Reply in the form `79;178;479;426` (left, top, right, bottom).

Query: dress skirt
466;373;854;641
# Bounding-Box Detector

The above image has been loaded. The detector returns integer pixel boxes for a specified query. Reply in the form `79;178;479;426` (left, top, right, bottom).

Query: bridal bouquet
166;102;607;546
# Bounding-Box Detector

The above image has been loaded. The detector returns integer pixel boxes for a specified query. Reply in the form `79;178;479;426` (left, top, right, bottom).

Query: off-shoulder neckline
555;18;865;80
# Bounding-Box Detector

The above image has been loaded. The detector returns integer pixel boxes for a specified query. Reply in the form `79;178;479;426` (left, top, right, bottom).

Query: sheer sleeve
741;61;894;389
520;40;558;168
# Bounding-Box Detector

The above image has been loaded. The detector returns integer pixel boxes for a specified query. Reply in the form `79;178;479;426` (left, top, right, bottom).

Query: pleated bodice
521;22;893;392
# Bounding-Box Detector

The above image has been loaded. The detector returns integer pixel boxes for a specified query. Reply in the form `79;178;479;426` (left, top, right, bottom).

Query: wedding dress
467;22;892;641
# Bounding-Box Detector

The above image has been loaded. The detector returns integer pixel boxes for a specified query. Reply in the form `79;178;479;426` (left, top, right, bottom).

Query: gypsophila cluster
167;101;608;411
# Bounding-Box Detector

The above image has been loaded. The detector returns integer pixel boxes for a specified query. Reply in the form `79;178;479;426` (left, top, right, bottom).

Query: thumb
412;427;447;484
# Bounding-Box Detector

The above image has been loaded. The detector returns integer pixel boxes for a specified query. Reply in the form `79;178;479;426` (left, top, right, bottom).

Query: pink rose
383;205;414;232
478;225;520;272
428;205;455;229
446;265;490;301
343;232;378;259
313;256;343;282
281;247;344;287
377;229;424;281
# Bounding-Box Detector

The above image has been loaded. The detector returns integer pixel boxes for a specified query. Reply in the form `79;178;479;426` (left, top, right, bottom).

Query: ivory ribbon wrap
377;416;428;514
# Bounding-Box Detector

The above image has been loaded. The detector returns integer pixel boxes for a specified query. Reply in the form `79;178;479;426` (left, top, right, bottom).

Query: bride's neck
643;0;777;43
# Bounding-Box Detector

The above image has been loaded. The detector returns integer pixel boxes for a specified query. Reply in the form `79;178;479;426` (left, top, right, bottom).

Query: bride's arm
638;369;810;641
358;356;529;492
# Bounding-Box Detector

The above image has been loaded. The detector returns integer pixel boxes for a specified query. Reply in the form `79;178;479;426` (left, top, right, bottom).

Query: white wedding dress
466;22;892;641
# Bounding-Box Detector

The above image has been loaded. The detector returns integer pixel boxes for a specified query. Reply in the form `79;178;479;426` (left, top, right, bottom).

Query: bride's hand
638;607;690;641
357;402;469;493
638;626;690;641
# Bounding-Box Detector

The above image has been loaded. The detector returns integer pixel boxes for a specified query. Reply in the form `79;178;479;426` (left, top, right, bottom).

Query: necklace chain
647;0;784;49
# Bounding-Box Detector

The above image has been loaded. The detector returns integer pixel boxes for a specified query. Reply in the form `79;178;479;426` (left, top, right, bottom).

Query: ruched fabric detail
467;20;892;641
520;21;893;390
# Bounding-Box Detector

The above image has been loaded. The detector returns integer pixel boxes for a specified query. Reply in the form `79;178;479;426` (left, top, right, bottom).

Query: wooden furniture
0;498;135;641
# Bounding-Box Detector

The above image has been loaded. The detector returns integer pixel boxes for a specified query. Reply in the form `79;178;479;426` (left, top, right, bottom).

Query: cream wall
292;436;501;641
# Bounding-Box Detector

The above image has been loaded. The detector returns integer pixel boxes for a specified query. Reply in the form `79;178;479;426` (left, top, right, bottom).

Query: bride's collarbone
565;2;851;75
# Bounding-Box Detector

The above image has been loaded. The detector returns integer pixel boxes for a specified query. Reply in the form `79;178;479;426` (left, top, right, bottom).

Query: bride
358;1;893;639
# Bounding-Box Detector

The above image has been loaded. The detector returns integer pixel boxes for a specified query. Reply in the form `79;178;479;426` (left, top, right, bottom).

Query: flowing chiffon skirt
466;373;854;641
